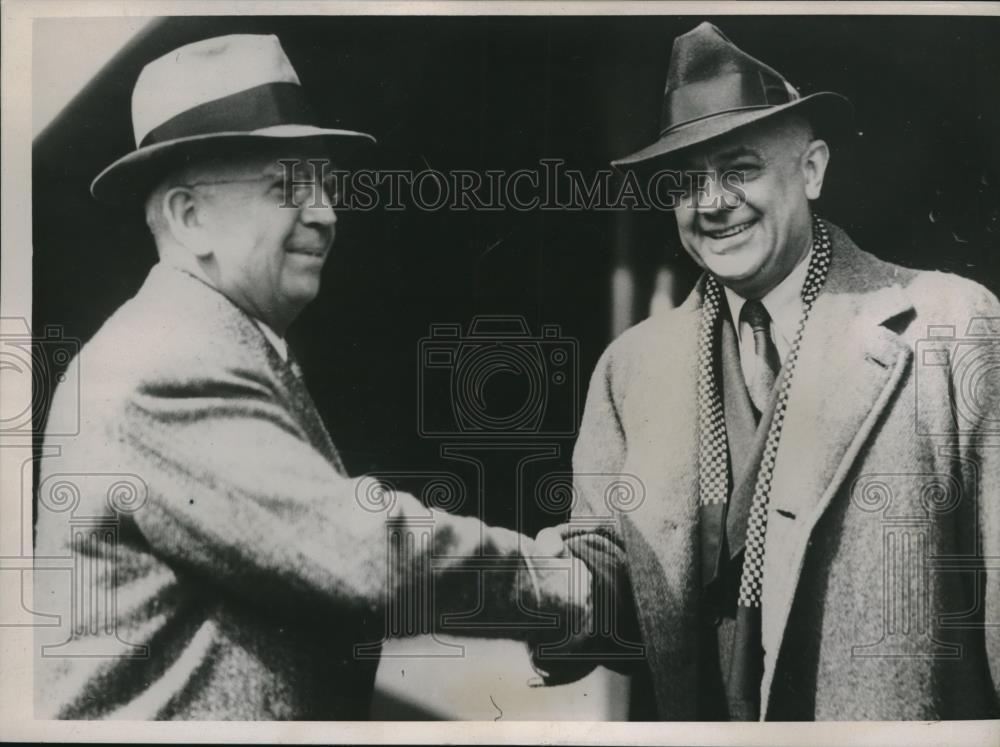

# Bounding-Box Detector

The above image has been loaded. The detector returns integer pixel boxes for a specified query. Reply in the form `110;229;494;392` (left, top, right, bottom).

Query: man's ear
163;186;213;258
802;139;830;201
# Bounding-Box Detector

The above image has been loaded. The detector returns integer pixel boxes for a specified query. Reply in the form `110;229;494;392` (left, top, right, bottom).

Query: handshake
520;525;595;649
374;480;639;686
384;514;596;655
519;525;607;687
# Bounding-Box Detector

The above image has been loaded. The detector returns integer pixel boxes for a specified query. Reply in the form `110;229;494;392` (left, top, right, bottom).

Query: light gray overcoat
556;223;1000;720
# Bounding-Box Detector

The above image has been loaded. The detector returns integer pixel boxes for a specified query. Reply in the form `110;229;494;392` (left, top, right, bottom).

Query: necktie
283;345;348;473
739;300;780;415
286;346;305;381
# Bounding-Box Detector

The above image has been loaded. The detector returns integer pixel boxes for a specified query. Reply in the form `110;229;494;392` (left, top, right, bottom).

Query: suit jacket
549;223;1000;720
34;263;578;720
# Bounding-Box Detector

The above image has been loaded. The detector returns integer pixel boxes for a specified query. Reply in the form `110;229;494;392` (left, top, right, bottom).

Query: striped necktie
739;300;780;416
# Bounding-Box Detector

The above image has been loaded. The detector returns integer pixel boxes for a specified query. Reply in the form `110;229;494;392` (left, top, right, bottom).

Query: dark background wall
33;15;1000;535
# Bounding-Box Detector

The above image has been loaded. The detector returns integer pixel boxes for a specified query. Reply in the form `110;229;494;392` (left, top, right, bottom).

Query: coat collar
140;263;345;471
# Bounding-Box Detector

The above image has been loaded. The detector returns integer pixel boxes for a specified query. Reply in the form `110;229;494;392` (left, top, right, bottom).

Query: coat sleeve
120;362;589;637
532;342;647;684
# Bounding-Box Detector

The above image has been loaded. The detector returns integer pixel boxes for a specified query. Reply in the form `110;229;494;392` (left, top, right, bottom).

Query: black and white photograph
2;1;999;743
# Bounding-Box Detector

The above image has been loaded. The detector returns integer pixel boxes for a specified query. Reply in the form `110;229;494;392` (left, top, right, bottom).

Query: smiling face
673;114;830;299
181;146;337;332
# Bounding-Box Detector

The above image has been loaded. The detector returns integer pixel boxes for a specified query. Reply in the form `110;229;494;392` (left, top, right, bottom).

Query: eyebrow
713;146;765;164
266;165;333;179
677;146;764;171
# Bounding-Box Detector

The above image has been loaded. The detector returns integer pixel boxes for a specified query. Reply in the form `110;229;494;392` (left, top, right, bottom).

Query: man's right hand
522;525;601;686
525;527;594;643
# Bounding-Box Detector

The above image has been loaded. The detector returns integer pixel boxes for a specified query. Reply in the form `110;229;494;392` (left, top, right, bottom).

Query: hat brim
611;91;854;169
91;125;377;205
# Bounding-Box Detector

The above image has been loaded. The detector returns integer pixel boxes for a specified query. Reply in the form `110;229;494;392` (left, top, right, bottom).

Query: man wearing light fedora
35;34;589;720
535;22;1000;720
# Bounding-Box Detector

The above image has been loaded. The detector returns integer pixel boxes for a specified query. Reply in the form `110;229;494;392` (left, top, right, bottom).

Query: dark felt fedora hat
91;34;377;204
612;22;853;168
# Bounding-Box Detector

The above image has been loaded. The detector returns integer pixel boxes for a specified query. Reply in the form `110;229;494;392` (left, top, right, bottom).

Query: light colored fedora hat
612;22;853;168
91;33;376;204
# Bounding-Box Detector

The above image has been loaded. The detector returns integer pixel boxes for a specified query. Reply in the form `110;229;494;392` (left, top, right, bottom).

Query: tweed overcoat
550;223;1000;720
33;263;579;720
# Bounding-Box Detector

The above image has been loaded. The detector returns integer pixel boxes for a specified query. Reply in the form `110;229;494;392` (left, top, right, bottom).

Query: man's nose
299;198;337;228
693;173;731;215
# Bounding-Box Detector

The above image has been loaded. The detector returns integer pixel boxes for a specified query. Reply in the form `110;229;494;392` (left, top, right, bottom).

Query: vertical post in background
610;213;638;339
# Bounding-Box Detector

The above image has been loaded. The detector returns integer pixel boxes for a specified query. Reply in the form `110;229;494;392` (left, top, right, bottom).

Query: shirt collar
723;245;812;349
254;319;288;362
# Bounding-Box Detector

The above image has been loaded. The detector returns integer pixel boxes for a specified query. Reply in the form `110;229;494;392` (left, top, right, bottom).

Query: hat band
660;72;793;136
139;82;319;148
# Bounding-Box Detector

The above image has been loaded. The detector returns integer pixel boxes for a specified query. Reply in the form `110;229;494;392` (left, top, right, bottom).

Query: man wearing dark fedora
535;22;1000;720
34;34;589;720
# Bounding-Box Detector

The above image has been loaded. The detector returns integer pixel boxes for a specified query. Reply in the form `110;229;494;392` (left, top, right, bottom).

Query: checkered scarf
696;214;833;607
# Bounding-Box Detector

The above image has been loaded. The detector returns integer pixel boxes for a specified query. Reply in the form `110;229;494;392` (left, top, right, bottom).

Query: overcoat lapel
155;265;348;475
757;231;914;715
253;326;348;474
